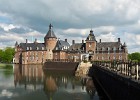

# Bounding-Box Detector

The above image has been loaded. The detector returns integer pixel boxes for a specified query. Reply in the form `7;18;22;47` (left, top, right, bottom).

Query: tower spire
49;24;53;29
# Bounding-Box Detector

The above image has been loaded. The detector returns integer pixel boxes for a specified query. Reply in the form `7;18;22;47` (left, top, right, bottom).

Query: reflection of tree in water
2;64;13;78
81;77;96;100
44;76;57;100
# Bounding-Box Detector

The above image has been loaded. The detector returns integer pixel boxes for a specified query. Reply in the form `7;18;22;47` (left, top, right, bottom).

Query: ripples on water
0;64;100;100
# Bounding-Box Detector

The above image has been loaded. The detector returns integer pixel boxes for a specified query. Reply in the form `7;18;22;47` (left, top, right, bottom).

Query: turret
15;41;18;47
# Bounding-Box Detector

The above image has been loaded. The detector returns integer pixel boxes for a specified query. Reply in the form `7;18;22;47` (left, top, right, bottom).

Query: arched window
108;47;110;54
102;47;105;51
119;45;121;51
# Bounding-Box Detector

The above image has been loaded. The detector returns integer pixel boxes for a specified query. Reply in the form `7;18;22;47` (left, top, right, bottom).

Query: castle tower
85;29;96;56
44;24;57;59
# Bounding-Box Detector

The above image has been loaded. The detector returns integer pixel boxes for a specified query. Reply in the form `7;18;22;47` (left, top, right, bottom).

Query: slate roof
53;40;70;51
86;30;96;41
96;42;122;51
68;43;85;52
19;43;46;51
44;24;57;39
15;41;18;46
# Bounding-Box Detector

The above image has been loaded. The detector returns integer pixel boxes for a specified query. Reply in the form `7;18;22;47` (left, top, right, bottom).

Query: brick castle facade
13;24;128;64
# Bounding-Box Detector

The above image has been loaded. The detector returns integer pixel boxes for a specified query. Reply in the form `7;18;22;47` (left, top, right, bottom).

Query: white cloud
0;0;140;53
96;32;117;42
0;23;16;31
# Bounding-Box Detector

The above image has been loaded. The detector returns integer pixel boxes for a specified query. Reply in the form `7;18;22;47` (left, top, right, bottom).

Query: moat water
0;64;106;100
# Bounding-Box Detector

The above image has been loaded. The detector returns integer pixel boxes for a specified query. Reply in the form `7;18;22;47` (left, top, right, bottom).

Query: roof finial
90;29;93;34
49;23;53;29
90;24;93;34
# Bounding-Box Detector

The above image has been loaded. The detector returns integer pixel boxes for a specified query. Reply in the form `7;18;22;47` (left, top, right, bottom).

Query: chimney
72;40;75;45
26;39;28;43
82;40;84;43
118;38;120;42
65;39;67;42
100;39;101;43
34;38;37;43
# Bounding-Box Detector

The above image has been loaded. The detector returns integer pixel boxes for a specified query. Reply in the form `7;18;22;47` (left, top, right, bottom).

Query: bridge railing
93;60;140;81
46;59;80;62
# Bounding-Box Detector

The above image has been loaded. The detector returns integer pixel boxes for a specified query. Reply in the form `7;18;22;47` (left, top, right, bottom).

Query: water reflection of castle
14;65;96;99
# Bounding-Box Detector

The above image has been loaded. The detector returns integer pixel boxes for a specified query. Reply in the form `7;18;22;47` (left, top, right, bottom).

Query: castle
13;24;128;64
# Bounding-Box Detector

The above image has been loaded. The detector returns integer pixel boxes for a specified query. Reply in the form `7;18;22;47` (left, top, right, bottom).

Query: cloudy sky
0;0;140;53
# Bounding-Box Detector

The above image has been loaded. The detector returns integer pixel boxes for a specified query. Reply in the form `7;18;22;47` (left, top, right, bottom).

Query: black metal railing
93;60;140;81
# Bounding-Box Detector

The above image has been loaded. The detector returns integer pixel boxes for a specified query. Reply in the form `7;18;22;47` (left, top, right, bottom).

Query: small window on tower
27;47;29;50
89;43;91;47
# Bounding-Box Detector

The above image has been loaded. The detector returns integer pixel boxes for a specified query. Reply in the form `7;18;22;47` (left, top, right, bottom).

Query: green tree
0;49;4;62
1;47;15;63
128;52;140;62
128;54;132;60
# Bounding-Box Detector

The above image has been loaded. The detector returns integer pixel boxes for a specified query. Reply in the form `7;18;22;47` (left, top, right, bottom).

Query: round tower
44;24;57;59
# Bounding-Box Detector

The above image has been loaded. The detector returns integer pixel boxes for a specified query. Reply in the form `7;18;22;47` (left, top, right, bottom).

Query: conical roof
44;24;57;39
15;41;18;46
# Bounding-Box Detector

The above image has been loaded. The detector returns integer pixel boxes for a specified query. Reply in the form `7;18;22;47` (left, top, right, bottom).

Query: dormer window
108;47;110;51
119;45;121;51
27;47;29;50
108;47;110;54
113;47;116;51
102;47;104;51
113;47;116;53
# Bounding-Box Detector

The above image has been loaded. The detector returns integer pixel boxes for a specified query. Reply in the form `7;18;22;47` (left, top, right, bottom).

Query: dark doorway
89;56;93;61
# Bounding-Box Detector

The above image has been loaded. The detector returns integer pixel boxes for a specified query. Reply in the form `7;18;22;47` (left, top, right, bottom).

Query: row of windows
96;46;122;51
22;56;45;61
55;46;69;50
96;56;122;60
96;51;123;54
26;47;44;50
26;51;45;55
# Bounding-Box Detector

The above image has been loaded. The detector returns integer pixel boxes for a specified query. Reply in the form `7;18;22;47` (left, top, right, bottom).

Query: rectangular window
89;43;91;47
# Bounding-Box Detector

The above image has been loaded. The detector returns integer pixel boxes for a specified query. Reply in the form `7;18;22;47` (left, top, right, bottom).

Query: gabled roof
20;43;46;51
86;29;96;41
53;40;70;51
44;24;57;39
